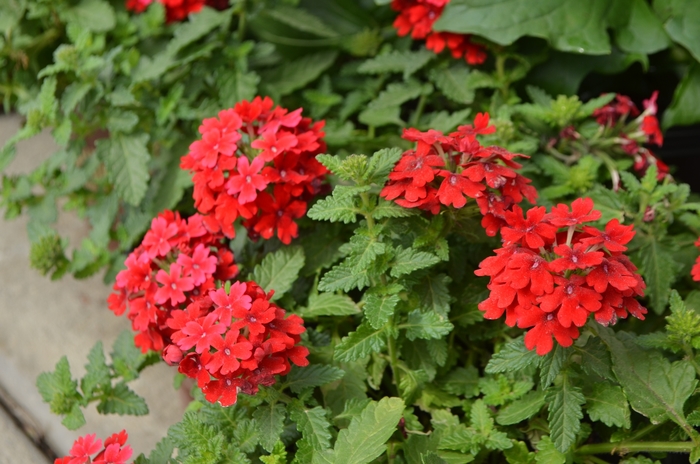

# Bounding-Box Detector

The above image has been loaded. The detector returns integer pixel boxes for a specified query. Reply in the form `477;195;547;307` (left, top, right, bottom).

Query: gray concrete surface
0;406;49;464
0;115;188;460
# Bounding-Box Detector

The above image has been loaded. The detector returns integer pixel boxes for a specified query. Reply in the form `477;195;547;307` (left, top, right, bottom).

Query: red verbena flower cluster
108;210;237;353
692;238;700;282
391;0;487;65
125;0;229;23
164;280;309;406
107;210;309;406
180;97;328;244
475;198;648;355
380;113;537;236
592;91;669;180
55;430;132;464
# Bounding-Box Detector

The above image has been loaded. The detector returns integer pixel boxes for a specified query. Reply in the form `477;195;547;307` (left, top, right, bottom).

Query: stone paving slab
0;405;50;464
0;115;187;459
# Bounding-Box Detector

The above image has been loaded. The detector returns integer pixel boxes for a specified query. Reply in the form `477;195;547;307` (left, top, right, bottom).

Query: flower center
226;379;232;386
546;313;555;321
570;255;578;264
171;283;177;290
245;175;252;183
224;348;231;356
249;316;257;323
271;146;278;153
566;284;574;295
449;175;458;185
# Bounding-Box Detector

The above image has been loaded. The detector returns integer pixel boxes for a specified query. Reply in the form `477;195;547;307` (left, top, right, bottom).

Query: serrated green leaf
576;336;614;380
636;236;680;314
585;383;631;428
262;6;339;38
334;323;386;362
287;365;345;393
358;106;402;127
107;110;139;133
97;382;148;416
37;356;79;414
596;326;698;428
62;402;86;430
251;246;305;300
442;366;479;397
364;293;399;329
111;330;146;381
485;336;540;374
318;261;370;293
148;436;175;464
81;342;110;397
534;436;565;464
417;274;451;317
372;199;415;219
424;109;472;134
429;66;475;104
61;0;115;32
369;81;426;109
330;397;405;464
546;373;584;452
504;441;536;464
97;133;151;206
404;310;453;341
391;247;440;278
497;391;546;425
290;403;333;459
168;412;225;464
539;345;567;388
367;148;403;184
219;71;260;109
357;49;434;79
253;403;287;453
308;195;357;223
301;292;360;318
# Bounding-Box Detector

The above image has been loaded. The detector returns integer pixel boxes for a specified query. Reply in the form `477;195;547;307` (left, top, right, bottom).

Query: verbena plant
3;0;700;463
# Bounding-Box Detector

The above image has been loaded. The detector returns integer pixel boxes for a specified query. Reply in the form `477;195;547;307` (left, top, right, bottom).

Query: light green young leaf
497;391;546;426
546;373;584;453
390;247;440;277
330;397;405;464
585;383;631;428
37;356;80;417
97;382;148;416
367;148;403;184
62;403;86;430
534;436;565;464
97;133;151;206
61;0;115;32
308;195;357;223
287;365;346;393
364;293;400;329
253;403;287;453
404;310;453;341
251;246;305;300
301;292;360;318
334;323;387;362
485;337;540;374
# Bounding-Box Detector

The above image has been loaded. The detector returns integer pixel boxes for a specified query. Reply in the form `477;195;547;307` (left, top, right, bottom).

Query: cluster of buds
391;0;487;65
126;0;229;22
54;430;131;464
380;113;537;236
693;238;700;283
592;91;669;180
475;198;647;355
180;97;328;244
107;211;309;406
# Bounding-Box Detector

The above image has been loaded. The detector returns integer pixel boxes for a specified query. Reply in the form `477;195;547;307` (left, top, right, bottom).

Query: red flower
519;308;580;355
252;186;307;244
641;115;663;146
581;218;635;252
225;156;268;204
231;298;276;338
209;283;252;325
501;205;557;249
251;130;298;161
549;243;604;272
177;244;217;285
206;329;254;375
548;197;601;227
175;312;227;353
436;171;484;208
499;251;553;295
586;258;639;293
67;434;102;464
93;443;133;464
142;216;179;258
538;276;602;327
155;263;195;306
203;375;245;407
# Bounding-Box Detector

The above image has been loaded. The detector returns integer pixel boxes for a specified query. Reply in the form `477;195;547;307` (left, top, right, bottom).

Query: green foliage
251;246;305;300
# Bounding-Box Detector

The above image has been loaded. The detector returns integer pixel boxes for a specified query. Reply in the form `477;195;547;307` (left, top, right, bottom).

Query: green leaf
111;330;146;381
497;391;546;426
546;373;584;453
37;356;79;415
442;366;480;397
372;200;415;219
97;133;151;206
330;397;405;464
390;247;440;278
635;236;680;314
61;0;115;32
148;436;175;464
358;106;403;127
318;261;370;293
62;403;86;430
417;274;452;317
97;382;149;416
364;293;400;329
290;403;333;459
367;148;403;184
404;310;453;341
663;63;700;129
576;336;615;381
81;342;110;397
168;412;225;464
334;323;386;362
436;0;615;54
429;66;475;104
485;337;540;374
534;436;565;464
219;71;260;109
504;441;536;464
596;327;698;428
585;383;631;428
251;246;305;300
539;345;567;388
660;0;700;62
615;0;669;54
253;403;287;453
262;6;339;38
424;109;472;134
287;365;346;393
368;81;427;109
357;49;434;79
264;52;338;97
308;195;357;223
301;292;360;318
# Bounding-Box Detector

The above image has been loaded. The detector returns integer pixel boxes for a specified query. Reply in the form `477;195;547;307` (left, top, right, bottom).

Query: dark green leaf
663;63;700;129
442;366;480;397
615;0;670;54
308;195;357;223
357;49;434;79
585;383;631;428
534;436;565;464
81;342;110;397
546;374;584;453
390;247;440;278
287;365;346;393
264;52;338;97
301;292;360;318
253;403;287;453
539;345;567;388
364;293;399;329
429;66;475;104
497;391;546;426
334;323;386;362
485;337;540;374
404;310;453;341
251;246;305;300
111;330;146;381
661;0;700;62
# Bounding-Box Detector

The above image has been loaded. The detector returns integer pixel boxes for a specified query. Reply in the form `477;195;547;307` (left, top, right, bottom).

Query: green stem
386;329;401;394
237;8;246;42
409;94;427;128
495;54;509;100
576;441;696;456
684;345;700;377
626;423;660;442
